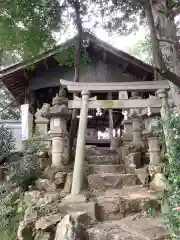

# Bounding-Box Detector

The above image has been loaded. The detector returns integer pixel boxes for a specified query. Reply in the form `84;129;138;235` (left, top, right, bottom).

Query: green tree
0;0;91;122
0;0;63;66
127;36;153;64
94;0;180;86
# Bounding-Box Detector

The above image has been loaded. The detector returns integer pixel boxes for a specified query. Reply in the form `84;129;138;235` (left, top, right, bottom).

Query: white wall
0;120;23;151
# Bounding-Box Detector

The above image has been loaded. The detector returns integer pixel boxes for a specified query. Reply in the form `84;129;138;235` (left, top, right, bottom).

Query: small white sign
21;104;29;141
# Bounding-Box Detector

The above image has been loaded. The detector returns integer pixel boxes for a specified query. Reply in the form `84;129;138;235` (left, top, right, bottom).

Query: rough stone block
58;201;96;223
96;195;123;221
34;232;51;240
87;216;169;240
95;187;159;221
150;173;168;192
35;213;62;230
54;212;88;240
128;152;141;168
54;172;67;186
135;168;149;185
119;194;158;216
36;192;61;207
85;147;116;156
86;155;119;165
88;164;125;174
119;216;169;240
148;164;161;177
88;173;137;190
63;173;73;193
35;179;56;192
88;226;144;240
24;191;42;206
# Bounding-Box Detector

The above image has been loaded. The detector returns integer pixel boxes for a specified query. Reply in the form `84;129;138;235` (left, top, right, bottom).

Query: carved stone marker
35;103;50;136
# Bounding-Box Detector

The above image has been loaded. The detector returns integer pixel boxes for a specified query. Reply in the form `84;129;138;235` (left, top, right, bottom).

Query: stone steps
84;147;169;238
86;155;120;165
88;173;138;190
92;186;160;221
88;164;125;174
85;147;117;156
87;216;169;240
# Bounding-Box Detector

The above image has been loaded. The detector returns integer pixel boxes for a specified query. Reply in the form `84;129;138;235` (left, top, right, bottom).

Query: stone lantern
44;89;71;167
142;111;161;177
129;110;143;144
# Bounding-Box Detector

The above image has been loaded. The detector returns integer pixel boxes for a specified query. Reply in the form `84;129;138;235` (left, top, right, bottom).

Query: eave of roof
0;32;154;80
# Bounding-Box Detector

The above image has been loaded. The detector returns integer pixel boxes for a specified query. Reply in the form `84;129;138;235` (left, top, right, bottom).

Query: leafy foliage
0;184;24;239
127;35;153;64
54;46;90;68
157;109;180;238
0;124;15;156
0;0;63;66
94;0;180;36
8;139;41;191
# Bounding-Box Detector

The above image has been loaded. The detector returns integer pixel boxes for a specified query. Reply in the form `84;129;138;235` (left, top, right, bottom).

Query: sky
94;27;147;52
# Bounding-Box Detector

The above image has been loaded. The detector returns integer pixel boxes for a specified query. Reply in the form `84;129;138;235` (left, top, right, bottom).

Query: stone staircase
84;147;169;240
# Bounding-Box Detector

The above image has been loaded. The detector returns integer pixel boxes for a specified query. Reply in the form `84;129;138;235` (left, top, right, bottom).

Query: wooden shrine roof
0;32;154;105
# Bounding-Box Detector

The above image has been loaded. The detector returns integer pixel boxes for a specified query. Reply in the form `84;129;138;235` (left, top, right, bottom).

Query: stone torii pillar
71;90;91;195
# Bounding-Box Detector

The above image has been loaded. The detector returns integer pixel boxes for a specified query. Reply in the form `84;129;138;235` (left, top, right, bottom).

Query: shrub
0;184;24;239
158;109;180;238
8;140;41;191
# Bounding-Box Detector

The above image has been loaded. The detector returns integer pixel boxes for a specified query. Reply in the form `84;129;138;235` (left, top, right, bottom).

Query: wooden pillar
29;90;36;134
108;92;114;148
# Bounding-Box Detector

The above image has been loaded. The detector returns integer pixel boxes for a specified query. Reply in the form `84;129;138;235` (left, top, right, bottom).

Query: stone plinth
122;119;133;144
49;128;67;167
123;119;132;135
132;117;142;142
129;111;143;144
121;111;133;144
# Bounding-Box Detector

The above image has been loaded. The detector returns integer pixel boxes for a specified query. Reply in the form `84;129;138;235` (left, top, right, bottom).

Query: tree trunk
145;0;180;89
150;0;180;111
67;0;83;163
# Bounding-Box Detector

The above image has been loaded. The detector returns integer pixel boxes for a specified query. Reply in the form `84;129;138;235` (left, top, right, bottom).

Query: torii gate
60;79;169;195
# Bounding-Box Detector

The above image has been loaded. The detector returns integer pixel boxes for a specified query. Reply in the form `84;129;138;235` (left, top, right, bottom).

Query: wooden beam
68;98;161;109
60;79;170;93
